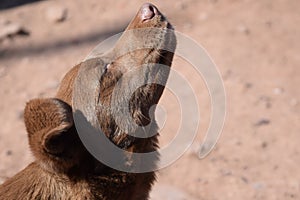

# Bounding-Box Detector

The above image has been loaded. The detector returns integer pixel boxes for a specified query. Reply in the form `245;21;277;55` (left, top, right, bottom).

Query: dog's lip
166;22;174;30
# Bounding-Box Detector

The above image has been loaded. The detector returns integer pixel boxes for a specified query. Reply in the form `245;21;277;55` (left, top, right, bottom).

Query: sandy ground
0;0;300;199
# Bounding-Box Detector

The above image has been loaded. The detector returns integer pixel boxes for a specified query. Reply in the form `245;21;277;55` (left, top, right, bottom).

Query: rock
265;21;272;28
254;118;270;127
6;150;12;156
244;82;253;89
237;24;250;35
45;6;68;23
241;176;249;184
273;87;284;95
0;20;30;41
261;141;268;148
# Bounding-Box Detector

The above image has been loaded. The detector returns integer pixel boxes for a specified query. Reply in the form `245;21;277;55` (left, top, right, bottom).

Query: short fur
0;3;176;200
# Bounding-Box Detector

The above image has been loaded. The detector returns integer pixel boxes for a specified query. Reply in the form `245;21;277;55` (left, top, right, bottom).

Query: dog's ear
41;122;73;156
24;98;73;157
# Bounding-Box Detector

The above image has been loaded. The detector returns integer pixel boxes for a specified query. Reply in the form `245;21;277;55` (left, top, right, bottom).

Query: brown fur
0;3;176;200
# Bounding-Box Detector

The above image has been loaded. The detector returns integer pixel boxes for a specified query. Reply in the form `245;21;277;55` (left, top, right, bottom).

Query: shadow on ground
0;24;128;60
0;0;44;10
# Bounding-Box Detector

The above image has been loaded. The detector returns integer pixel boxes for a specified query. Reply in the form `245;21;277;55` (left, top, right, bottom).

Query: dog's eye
103;63;110;74
104;63;111;73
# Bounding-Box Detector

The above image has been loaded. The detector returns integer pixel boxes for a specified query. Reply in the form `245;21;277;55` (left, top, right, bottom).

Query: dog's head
73;3;176;148
24;3;176;174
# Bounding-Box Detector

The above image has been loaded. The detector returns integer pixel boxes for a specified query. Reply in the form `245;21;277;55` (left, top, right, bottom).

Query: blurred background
0;0;299;199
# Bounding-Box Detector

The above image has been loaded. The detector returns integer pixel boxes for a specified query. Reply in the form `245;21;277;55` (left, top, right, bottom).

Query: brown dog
0;3;176;200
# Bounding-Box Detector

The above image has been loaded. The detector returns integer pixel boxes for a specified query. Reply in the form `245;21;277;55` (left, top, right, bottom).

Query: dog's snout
140;3;157;21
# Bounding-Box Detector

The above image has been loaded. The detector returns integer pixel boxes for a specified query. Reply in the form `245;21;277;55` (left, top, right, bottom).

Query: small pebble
254;118;270;127
220;169;232;176
6;150;12;156
265;21;272;28
241;176;249;184
237;24;250;35
244;82;253;89
284;192;296;198
273;87;284;95
46;6;68;23
235;140;242;146
0;20;29;40
261;141;268;148
196;178;202;182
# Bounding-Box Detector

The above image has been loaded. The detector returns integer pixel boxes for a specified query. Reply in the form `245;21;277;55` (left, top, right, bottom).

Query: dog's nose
140;3;157;21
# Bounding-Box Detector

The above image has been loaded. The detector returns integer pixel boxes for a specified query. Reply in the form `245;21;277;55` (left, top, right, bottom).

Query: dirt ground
0;0;299;199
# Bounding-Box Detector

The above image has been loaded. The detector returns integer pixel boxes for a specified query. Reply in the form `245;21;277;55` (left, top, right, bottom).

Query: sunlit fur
0;3;176;200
